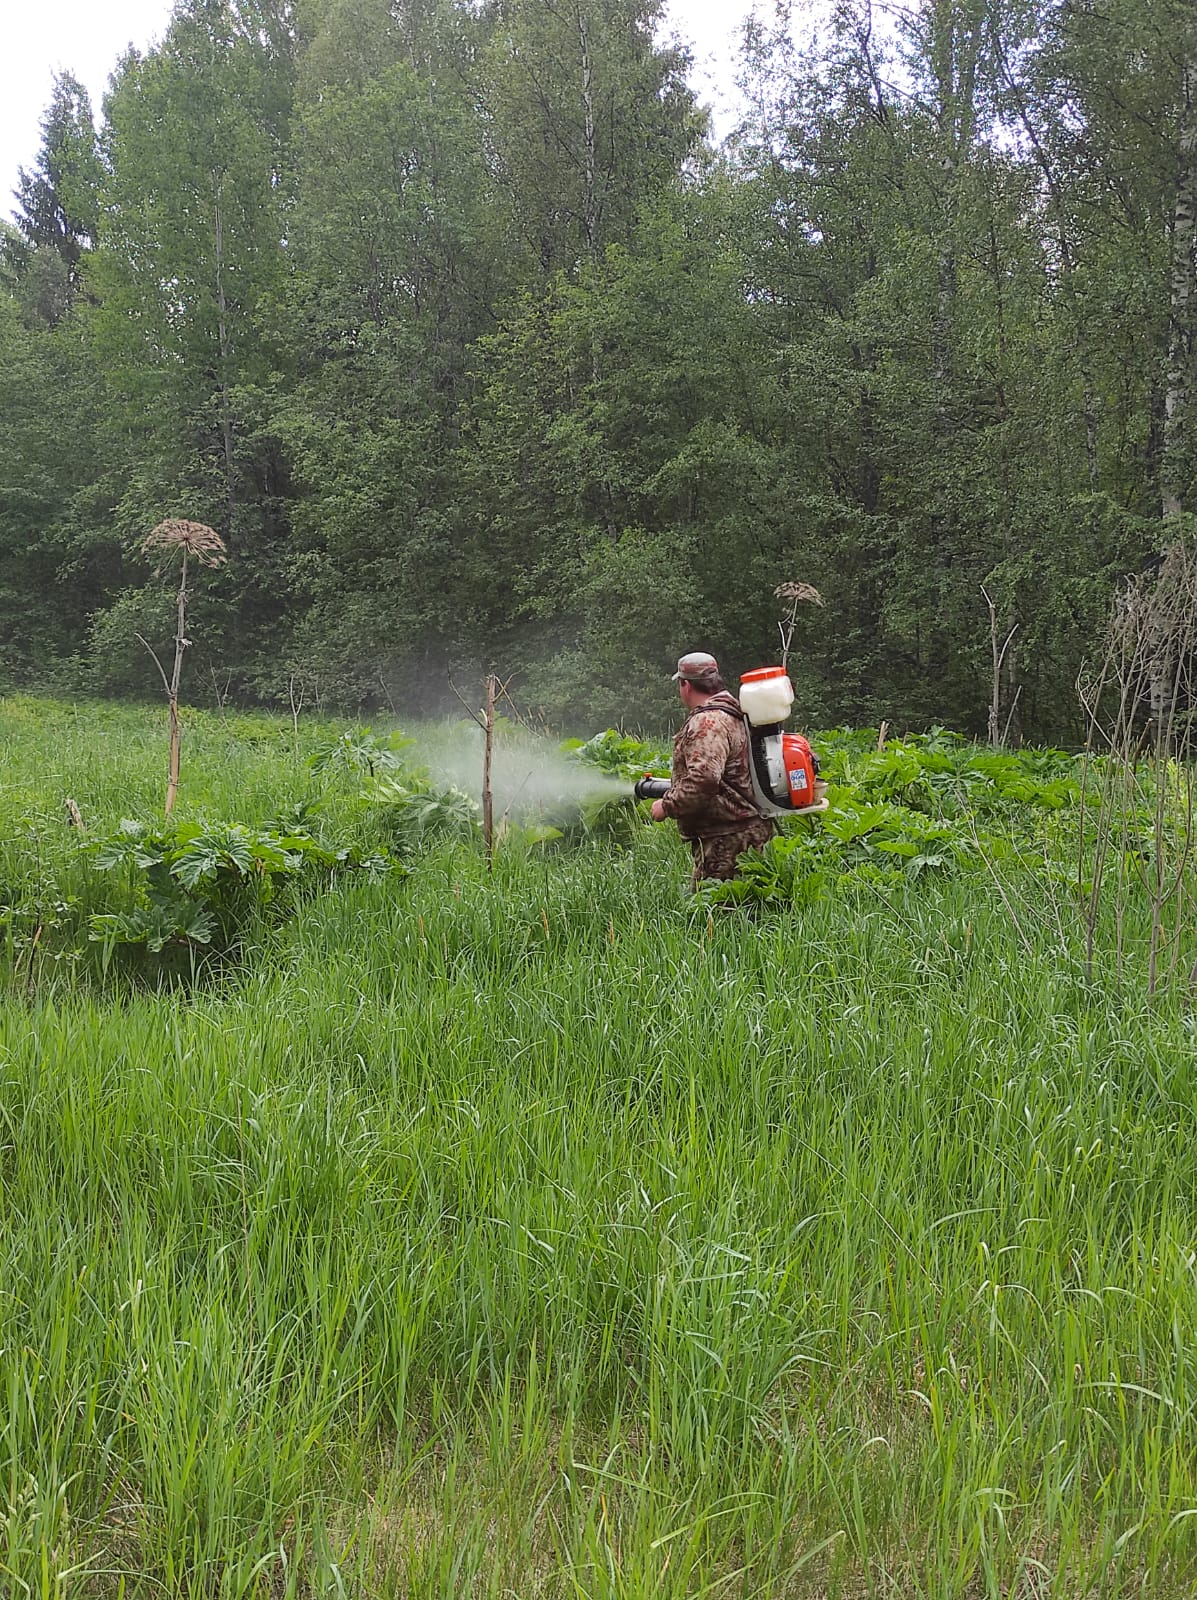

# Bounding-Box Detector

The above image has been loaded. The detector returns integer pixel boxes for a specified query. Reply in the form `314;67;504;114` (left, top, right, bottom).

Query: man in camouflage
649;651;775;889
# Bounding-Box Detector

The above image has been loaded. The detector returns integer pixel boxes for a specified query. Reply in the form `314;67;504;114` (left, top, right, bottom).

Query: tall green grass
2;698;1197;1595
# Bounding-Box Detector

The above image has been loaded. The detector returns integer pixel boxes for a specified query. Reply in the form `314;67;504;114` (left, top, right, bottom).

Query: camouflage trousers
687;818;775;890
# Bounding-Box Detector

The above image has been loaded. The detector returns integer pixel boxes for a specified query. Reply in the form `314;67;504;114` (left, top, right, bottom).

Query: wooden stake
483;672;496;872
449;669;510;871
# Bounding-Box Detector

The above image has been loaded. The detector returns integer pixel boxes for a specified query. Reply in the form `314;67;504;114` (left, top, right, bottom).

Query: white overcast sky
0;0;837;223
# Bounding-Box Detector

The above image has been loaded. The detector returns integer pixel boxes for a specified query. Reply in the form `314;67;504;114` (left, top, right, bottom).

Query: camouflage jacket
660;691;765;839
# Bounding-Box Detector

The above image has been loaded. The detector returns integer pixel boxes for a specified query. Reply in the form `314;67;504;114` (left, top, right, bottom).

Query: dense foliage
5;697;1197;1594
0;696;1173;978
4;1;1197;736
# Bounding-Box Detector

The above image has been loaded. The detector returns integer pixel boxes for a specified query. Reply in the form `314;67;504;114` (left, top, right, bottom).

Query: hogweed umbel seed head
142;519;227;569
774;580;824;606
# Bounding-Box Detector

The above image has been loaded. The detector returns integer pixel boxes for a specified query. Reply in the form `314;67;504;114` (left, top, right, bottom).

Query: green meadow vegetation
4;696;1197;1597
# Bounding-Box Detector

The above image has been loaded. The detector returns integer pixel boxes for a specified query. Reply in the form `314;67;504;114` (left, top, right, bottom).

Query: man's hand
650;799;667;822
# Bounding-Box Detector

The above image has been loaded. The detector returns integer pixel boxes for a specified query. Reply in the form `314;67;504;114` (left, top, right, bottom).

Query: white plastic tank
738;666;795;727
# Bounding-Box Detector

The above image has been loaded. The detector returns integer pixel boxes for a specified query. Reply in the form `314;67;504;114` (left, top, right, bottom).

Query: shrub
86;815;394;976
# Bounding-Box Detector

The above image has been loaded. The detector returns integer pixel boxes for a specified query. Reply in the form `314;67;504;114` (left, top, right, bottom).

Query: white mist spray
406;721;632;821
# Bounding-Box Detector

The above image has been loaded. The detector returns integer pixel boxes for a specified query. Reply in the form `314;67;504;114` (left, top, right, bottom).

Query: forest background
2;0;1194;741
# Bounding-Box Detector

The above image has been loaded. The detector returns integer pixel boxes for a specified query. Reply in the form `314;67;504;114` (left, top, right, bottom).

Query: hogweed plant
7;700;1197;1592
774;580;824;675
137;518;227;816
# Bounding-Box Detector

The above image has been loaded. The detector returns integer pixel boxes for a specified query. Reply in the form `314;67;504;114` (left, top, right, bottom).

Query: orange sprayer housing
781;732;817;807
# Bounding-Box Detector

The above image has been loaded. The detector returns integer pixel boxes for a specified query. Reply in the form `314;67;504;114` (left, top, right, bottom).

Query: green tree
459;183;791;724
0;287;111;685
265;0;510;702
477;0;702;277
723;0;1149;738
86;0;298;687
7;71;103;326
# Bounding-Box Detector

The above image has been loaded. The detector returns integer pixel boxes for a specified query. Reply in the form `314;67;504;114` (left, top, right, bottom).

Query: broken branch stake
483;673;496;872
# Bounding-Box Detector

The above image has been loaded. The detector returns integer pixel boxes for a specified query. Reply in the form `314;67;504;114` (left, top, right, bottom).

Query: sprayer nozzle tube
634;776;671;802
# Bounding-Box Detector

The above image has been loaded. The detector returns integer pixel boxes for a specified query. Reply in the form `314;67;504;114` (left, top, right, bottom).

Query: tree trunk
929;2;982;384
993;25;1101;486
213;184;236;533
1164;60;1197;518
577;4;597;260
1152;57;1197;744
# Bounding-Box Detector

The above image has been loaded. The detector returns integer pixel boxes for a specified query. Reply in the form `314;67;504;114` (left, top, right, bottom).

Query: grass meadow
3;697;1197;1597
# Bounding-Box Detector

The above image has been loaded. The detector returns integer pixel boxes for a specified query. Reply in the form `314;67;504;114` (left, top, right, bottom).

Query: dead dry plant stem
1001;685;1023;746
774;580;823;674
483;674;496;872
134;625;182;816
210;666;232;717
496;679;536;733
448;678;484;730
1077;540;1197;998
22;925;43;1001
978;812;1070;959
139;519;226;818
448;671;510;869
164;549;189;816
981;584;1018;749
963;812;1035;959
289;671;306;754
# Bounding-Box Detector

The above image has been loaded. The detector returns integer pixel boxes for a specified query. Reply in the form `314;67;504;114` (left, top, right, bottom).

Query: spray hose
633;775;670;802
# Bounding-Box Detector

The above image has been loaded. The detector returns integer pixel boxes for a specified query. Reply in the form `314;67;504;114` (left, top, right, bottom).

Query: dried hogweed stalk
141;519;227;569
138;519;228;815
774;580;824;607
775;579;824;672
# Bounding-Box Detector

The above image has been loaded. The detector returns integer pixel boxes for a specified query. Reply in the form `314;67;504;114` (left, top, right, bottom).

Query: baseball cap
671;651;720;682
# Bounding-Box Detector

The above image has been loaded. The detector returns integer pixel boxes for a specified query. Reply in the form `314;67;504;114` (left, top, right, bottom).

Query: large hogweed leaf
85;811;396;971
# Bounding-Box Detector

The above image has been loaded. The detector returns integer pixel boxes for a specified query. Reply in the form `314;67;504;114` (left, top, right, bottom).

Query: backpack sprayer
740;666;827;816
633;665;828;818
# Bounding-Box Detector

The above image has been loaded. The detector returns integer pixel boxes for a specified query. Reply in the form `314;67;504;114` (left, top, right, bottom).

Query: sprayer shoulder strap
689;703;744;724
